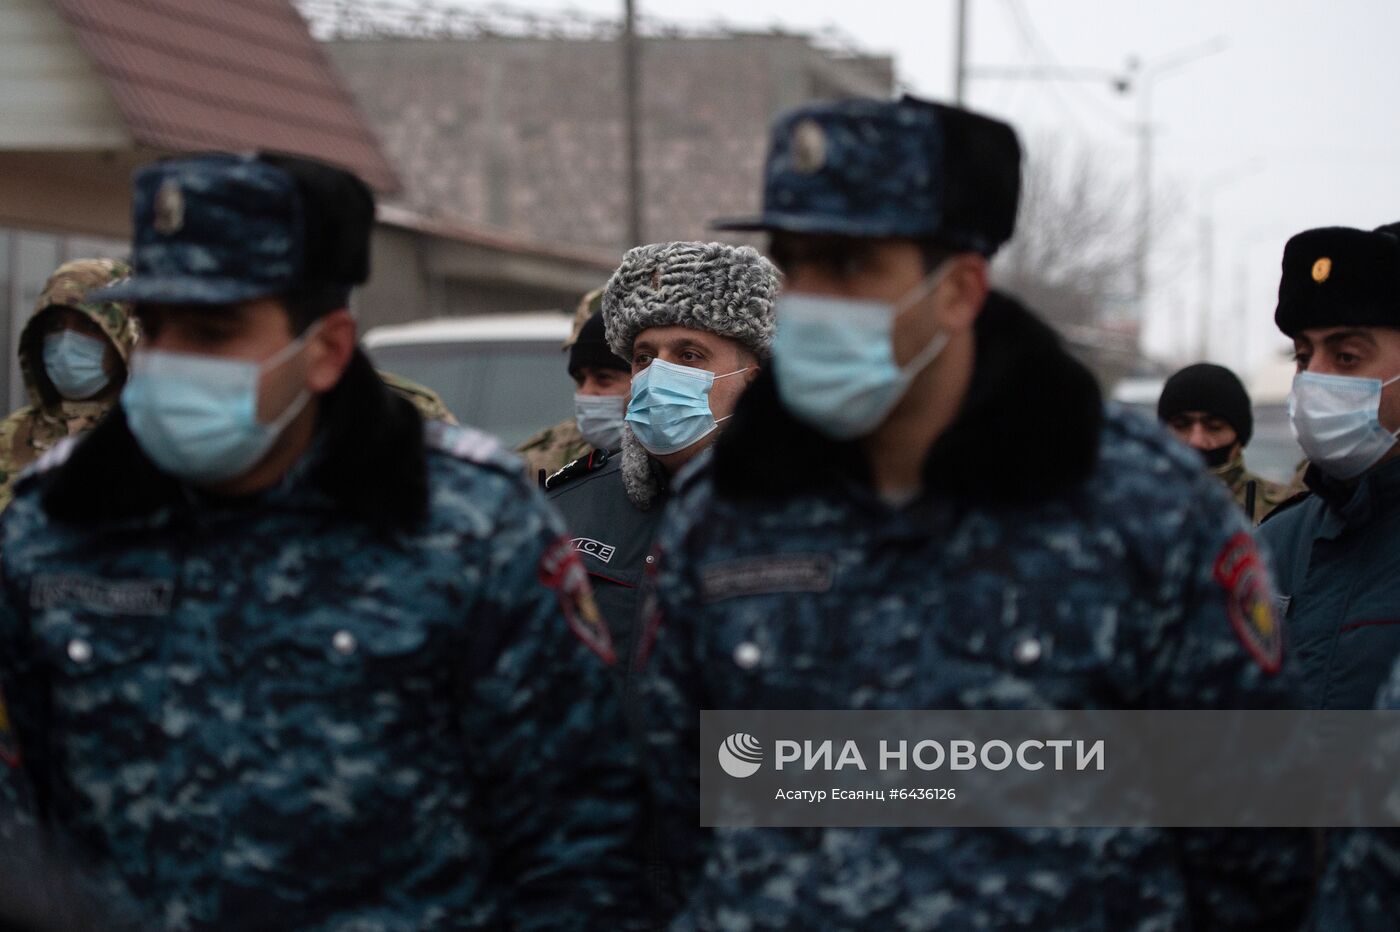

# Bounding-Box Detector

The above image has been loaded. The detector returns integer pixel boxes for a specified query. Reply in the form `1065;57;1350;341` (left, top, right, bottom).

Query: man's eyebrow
1320;329;1378;349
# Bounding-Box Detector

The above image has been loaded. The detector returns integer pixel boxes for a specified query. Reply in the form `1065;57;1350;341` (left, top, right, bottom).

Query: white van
363;313;575;447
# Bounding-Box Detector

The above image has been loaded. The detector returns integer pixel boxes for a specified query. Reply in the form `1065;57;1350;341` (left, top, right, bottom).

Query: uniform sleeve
629;502;711;921
462;481;646;931
1137;473;1315;929
0;552;42;839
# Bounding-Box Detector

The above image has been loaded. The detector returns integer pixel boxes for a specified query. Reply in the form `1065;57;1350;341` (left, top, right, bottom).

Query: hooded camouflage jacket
0;259;137;511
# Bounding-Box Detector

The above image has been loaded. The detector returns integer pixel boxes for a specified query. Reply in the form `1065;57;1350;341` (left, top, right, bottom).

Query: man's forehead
633;325;739;351
1295;326;1385;344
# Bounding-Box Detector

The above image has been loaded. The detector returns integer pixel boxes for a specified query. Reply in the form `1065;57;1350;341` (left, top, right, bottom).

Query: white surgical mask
121;327;317;485
772;263;953;439
574;393;626;451
1288;370;1400;481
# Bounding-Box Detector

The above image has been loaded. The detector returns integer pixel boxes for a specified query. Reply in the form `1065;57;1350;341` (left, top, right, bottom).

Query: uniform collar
710;290;1103;508
1211;452;1247;487
37;350;430;532
1305;454;1400;536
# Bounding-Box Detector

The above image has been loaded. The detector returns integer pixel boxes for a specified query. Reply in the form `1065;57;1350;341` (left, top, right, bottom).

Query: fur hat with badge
602;241;780;510
1275;223;1400;337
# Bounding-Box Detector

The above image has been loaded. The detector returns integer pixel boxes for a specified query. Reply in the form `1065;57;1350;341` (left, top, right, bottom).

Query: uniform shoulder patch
544;448;608;492
1212;531;1282;675
17;435;80;485
539;536;615;664
424;421;517;472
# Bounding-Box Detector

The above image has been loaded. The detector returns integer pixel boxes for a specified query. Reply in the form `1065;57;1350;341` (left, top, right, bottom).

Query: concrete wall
328;36;894;254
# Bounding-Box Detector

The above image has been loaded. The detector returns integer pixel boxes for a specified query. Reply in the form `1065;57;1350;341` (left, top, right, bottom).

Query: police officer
0;258;137;511
1312;657;1400;930
1256;223;1400;711
546;241;778;662
0;153;639;929
634;96;1311;929
1157;362;1295;522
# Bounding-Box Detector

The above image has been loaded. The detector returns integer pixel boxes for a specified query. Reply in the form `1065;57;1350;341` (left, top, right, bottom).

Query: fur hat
1275;225;1400;337
602;241;780;363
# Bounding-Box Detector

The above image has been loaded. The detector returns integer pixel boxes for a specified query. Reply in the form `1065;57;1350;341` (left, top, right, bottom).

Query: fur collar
39;349;430;532
619;424;668;509
712;290;1103;506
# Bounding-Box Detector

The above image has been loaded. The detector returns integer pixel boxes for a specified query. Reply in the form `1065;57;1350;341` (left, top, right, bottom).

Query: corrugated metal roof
51;0;399;192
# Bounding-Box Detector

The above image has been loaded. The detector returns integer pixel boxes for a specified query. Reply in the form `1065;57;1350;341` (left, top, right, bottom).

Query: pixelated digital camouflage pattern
0;422;641;930
1310;662;1400;931
636;406;1311;931
376;369;457;424
96;155;302;307
0;258;135;511
1212;453;1299;525
518;417;591;482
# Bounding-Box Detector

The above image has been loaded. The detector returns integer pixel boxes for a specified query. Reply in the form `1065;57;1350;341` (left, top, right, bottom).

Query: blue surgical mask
624;358;748;455
575;393;626;451
43;330;112;400
121;328;316;485
772;264;953;440
1289;370;1400;481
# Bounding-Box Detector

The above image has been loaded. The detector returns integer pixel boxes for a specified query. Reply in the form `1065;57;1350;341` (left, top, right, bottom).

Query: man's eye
1337;353;1359;367
1293;352;1310;369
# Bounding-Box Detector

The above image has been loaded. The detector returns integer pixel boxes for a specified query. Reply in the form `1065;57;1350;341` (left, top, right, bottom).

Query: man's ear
937;253;990;334
306;309;357;393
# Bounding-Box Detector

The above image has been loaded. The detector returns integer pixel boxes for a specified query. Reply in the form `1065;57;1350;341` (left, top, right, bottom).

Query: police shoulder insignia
1212;532;1282;674
540;536;615;665
425;421;514;470
18;435;79;484
544;449;608;492
0;689;19;767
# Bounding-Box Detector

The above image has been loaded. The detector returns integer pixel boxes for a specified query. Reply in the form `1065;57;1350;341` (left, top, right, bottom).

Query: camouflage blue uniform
0;152;641;930
1310;658;1400;931
634;291;1313;930
0;418;639;930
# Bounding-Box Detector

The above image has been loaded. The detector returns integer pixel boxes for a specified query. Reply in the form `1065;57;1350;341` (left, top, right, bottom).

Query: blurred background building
0;0;1155;412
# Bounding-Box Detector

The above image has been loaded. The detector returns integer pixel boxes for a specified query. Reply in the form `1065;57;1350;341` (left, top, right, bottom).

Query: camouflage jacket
377;369;457;425
1211;454;1297;525
0;364;640;931
518;417;591;485
1311;660;1400;932
0;259;137;512
634;294;1311;931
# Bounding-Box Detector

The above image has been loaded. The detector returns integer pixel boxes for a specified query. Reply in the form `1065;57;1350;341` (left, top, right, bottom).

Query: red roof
52;0;399;193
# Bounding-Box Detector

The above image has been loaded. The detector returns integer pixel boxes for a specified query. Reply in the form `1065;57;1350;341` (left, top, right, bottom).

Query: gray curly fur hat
602;241;781;362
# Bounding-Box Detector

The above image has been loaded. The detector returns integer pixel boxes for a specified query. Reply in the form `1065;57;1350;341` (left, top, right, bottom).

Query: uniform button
332;630;358;655
1013;637;1042;666
733;641;761;669
645;555;656;565
67;638;93;664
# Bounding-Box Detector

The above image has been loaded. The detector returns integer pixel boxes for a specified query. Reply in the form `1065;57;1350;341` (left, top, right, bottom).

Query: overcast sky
445;0;1400;384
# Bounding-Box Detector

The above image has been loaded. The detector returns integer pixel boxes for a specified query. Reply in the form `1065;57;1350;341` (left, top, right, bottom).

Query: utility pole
953;0;968;104
1126;38;1227;324
622;0;643;248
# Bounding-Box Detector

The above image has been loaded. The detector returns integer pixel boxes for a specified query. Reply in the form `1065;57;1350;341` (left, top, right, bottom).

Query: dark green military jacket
1258;456;1400;709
